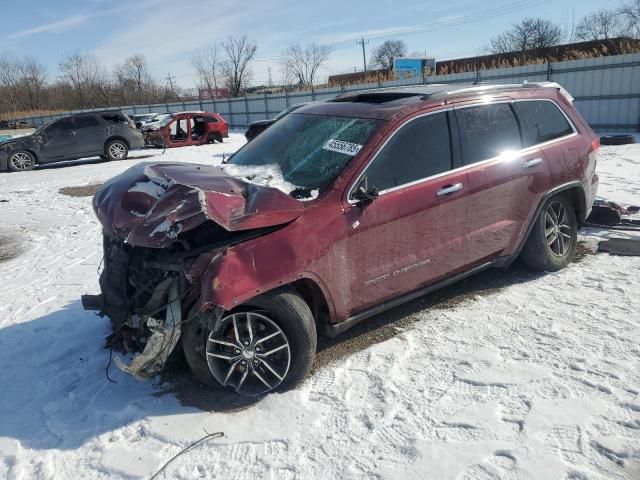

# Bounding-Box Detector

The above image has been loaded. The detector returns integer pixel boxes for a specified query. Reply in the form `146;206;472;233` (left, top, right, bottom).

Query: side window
361;112;452;192
456;104;521;165
513;101;574;147
100;113;127;125
46;118;74;136
74;115;100;129
206;116;218;123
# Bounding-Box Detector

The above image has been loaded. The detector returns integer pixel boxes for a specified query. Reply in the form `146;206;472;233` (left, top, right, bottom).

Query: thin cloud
7;15;89;40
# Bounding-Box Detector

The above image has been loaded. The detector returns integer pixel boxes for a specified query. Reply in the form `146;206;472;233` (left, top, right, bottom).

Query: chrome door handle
437;183;464;197
522;158;543;169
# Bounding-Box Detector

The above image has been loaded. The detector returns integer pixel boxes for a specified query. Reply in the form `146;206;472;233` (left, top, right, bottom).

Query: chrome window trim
346;98;578;204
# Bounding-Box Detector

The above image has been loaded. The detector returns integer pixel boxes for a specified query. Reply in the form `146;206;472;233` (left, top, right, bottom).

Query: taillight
590;137;600;152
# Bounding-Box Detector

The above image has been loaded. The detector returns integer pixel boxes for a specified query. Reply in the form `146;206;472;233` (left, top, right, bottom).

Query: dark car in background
244;103;307;141
0;110;144;172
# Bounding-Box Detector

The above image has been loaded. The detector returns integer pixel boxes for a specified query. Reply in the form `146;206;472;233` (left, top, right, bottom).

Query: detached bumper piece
114;281;182;379
585;199;640;231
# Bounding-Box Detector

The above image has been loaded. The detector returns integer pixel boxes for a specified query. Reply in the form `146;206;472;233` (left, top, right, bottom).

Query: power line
249;0;549;64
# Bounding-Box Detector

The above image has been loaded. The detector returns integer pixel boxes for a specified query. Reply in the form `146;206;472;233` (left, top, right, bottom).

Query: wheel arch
502;181;587;267
104;136;130;151
5;148;40;170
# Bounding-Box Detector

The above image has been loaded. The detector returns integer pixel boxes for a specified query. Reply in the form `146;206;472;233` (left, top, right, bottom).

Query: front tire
7;150;35;172
520;195;577;271
183;288;317;396
105;140;128;161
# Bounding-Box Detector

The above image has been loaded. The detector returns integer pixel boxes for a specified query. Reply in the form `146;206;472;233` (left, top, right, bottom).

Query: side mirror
352;185;379;204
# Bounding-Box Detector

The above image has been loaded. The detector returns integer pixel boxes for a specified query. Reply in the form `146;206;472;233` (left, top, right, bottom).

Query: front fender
198;238;300;313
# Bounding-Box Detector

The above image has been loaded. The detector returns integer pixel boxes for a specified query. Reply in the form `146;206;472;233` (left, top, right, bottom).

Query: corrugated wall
19;53;640;132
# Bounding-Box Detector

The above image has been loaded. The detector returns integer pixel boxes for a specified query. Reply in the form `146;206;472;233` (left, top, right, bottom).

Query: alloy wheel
108;142;127;159
206;311;291;395
545;200;573;257
10;152;33;171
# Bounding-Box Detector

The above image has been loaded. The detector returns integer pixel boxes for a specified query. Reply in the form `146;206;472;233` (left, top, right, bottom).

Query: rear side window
74;115;100;129
206;116;218;123
456;104;521;165
513;101;574;147
363;112;452;192
100;113;128;125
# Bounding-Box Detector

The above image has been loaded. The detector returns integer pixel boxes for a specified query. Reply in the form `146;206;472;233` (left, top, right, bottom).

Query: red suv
145;111;228;148
84;82;599;396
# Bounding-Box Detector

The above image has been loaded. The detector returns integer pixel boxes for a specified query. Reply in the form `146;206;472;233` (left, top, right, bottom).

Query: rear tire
183;288;317;396
105;140;128;161
7;150;35;172
520;195;577;271
214;132;223;143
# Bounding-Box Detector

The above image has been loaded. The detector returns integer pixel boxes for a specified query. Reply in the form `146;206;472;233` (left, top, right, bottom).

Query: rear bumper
129;133;145;150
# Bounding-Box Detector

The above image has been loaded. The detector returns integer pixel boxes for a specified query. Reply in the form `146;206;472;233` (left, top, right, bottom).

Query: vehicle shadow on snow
0;244;596;450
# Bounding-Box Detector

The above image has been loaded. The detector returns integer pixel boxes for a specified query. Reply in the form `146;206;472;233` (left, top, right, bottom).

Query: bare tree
370;40;407;70
220;35;257;97
576;9;627;40
489;17;564;53
191;45;220;99
0;56;23;112
0;55;47;113
18;58;46;110
113;54;155;104
282;43;331;87
620;0;640;38
59;53;110;108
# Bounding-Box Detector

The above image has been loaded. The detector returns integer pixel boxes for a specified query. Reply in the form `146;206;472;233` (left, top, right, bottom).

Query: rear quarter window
100;113;128;125
74;115;100;129
206;116;218;123
456;103;522;165
513;100;574;147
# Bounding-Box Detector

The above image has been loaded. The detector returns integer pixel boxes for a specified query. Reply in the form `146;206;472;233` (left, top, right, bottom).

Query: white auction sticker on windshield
323;138;363;156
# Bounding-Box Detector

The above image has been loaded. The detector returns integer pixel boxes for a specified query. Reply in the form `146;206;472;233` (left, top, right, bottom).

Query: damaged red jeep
83;82;599;396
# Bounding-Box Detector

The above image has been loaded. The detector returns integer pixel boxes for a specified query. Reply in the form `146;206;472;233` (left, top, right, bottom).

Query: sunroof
331;92;423;103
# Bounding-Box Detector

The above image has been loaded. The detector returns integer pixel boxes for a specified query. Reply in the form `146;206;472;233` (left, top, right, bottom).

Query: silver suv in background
0;110;144;172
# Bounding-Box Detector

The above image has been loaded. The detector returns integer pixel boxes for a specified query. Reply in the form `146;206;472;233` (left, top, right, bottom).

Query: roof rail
521;81;574;103
333;81;574;103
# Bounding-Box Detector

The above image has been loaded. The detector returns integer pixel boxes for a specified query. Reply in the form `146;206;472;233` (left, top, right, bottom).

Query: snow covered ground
0;132;639;480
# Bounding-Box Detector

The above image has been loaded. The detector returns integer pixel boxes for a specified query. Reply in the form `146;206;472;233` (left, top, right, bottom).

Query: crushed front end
82;162;302;379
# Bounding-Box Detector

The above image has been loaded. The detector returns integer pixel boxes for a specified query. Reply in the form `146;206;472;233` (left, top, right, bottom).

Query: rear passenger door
73;115;103;155
344;111;469;314
455;102;551;266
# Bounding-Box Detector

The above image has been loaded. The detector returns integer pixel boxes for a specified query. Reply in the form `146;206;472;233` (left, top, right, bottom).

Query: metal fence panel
15;53;640;131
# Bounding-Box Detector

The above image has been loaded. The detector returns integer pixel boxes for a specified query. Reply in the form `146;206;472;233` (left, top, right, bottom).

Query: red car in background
145;111;228;148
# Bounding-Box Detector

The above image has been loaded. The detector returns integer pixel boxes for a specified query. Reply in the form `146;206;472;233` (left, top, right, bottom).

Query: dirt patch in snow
0;232;23;262
59;184;103;197
573;240;598;262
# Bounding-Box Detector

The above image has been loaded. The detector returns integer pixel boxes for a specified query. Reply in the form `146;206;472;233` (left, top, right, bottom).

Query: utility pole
165;73;176;100
356;37;369;72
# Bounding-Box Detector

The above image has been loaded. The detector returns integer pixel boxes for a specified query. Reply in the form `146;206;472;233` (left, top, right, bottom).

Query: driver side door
40;117;77;162
344;111;470;315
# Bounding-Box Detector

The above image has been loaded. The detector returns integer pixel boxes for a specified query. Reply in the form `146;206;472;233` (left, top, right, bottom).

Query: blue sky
0;0;616;88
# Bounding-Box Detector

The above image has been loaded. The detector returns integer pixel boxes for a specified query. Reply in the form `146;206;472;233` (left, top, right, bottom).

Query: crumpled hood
93;162;303;248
